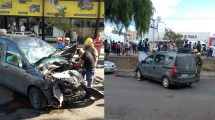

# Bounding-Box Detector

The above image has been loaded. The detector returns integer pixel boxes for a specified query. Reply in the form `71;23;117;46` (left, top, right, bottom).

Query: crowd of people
103;39;139;56
104;38;214;58
182;40;214;58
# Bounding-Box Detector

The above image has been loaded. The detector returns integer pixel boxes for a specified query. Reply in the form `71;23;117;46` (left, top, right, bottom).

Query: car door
1;45;29;93
140;55;154;77
150;54;165;81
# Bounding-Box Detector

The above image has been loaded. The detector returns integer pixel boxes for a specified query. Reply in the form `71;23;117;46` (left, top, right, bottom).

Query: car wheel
29;87;47;109
162;77;170;88
136;69;143;81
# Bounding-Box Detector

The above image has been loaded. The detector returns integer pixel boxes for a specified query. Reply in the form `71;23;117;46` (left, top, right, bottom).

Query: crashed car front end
36;56;89;108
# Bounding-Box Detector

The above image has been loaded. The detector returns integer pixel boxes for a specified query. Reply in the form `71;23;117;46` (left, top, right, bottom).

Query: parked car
104;61;116;73
136;50;198;88
0;36;103;109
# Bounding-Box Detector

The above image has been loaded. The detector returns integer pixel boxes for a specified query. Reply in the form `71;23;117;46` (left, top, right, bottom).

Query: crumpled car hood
34;42;104;108
50;42;78;60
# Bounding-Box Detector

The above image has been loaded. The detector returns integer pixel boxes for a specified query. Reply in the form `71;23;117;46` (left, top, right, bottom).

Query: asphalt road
105;73;215;120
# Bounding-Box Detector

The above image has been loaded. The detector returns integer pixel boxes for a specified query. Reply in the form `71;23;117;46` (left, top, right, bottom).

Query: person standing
197;41;202;53
138;39;145;52
125;40;130;56
137;39;147;63
20;23;26;32
183;40;189;48
70;48;95;87
115;41;121;56
193;42;197;50
85;37;99;67
104;39;110;56
193;49;202;83
93;33;103;58
112;41;116;53
188;41;192;50
144;38;149;52
172;40;177;51
120;42;125;55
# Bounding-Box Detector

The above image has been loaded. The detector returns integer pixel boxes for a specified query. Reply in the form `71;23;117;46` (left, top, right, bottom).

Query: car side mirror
18;61;26;69
18;62;23;68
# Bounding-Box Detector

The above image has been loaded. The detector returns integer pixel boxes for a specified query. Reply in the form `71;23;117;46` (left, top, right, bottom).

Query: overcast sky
152;0;215;35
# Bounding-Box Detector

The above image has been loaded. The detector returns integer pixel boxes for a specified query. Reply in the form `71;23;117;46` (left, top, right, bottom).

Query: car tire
29;87;47;109
136;69;143;81
162;77;171;88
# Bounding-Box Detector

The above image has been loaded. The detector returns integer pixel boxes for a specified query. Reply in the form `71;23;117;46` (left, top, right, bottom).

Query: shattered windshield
20;39;56;64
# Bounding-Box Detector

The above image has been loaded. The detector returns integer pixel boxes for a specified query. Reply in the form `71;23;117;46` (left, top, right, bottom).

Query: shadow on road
139;78;195;90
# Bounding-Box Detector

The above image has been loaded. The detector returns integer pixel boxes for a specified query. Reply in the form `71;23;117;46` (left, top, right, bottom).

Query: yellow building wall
0;0;104;18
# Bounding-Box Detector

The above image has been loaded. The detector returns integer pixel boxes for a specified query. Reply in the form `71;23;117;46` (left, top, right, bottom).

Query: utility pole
42;0;45;40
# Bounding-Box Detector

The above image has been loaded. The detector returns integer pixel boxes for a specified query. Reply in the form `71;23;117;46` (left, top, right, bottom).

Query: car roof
0;35;43;48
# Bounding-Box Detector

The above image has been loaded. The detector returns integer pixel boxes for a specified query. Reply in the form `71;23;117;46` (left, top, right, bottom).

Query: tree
163;28;184;47
105;0;154;36
163;28;183;41
51;9;72;43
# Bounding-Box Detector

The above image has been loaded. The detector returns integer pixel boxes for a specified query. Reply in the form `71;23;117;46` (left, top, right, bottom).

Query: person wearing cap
56;37;62;44
70;48;95;87
193;49;202;82
85;37;99;67
56;37;64;49
93;33;103;58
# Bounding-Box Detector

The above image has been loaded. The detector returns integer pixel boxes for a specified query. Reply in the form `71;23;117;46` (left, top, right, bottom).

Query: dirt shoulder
202;57;215;72
105;55;138;71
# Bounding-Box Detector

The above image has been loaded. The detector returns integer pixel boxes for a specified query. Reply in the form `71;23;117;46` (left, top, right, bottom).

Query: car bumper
170;77;196;85
104;67;116;73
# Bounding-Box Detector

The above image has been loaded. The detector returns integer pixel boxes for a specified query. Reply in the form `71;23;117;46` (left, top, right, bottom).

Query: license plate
181;74;188;77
